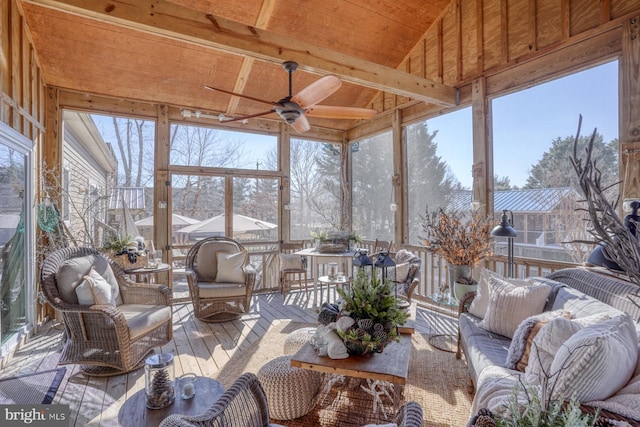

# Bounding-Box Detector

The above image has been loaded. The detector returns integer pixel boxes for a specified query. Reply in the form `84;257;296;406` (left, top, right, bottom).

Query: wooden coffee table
290;333;411;411
118;376;224;426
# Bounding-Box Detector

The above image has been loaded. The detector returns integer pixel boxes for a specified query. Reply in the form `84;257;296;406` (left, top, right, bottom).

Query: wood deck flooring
0;288;458;426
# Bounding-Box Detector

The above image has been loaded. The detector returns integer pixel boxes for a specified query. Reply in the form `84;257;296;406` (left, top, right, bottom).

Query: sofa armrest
458;290;476;316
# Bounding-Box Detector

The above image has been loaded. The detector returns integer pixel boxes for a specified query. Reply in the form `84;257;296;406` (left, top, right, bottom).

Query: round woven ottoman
257;355;322;420
283;327;316;355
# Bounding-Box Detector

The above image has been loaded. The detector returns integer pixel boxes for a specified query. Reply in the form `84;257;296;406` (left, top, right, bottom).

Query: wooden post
154;104;171;287
621;16;640;202
471;77;492;217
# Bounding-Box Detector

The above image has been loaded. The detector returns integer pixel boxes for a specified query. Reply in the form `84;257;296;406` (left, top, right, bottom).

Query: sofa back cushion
552;286;623;319
468;269;534;319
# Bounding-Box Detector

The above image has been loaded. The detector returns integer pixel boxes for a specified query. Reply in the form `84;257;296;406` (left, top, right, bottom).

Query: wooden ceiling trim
24;0;457;107
225;0;276;116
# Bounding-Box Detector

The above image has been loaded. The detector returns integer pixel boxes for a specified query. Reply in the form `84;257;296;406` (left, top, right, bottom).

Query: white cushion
118;304;172;341
395;262;410;283
279;253;303;271
479;276;551;338
468;268;532;319
549;313;638;402
524;313;613;386
56;254;121;305
75;266;114;306
505;309;572;371
215;252;246;283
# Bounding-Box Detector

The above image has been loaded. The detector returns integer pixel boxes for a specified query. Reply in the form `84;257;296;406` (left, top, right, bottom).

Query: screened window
492;61;619;263
289;139;341;240
351;131;394;241
405;108;472;244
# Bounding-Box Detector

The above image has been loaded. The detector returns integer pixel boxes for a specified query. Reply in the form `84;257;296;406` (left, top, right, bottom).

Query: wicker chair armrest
393;401;423;427
458;290;477;316
119;283;172;306
159;373;269;427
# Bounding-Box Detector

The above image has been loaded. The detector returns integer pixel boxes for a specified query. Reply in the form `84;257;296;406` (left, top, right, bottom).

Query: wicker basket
111;253;148;270
317;238;349;253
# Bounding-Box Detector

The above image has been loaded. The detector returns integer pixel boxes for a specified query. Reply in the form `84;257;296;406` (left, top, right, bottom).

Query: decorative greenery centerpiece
421;208;495;267
335;270;409;355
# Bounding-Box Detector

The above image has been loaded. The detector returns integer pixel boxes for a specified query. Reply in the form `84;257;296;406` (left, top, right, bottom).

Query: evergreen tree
525;133;618;191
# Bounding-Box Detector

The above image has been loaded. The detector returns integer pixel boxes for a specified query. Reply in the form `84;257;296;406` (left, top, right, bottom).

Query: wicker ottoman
283;327;316;355
257;355;322;420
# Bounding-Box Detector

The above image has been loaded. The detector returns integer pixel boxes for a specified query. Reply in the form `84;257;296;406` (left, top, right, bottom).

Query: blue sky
430;60;618;188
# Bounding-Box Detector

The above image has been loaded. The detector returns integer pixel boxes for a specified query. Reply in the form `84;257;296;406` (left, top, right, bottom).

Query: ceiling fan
204;61;377;133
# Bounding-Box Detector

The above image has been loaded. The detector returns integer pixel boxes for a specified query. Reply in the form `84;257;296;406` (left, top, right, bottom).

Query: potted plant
421;208;494;298
335;270;409;355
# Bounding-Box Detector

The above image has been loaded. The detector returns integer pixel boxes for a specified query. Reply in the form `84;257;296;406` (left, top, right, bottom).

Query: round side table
426;293;459;353
317;275;350;304
118;376;223;427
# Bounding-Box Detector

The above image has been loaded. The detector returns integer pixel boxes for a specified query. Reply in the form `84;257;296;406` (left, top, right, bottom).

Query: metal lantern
374;249;396;283
352;249;373;279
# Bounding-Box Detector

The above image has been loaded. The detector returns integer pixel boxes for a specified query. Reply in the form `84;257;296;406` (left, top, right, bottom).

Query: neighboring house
62;111;118;246
449;188;585;262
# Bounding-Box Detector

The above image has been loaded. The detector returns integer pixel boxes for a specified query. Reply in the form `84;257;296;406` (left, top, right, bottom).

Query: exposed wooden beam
24;0;457;107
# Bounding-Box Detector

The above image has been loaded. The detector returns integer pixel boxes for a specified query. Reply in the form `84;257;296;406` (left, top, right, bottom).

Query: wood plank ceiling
20;0;453;131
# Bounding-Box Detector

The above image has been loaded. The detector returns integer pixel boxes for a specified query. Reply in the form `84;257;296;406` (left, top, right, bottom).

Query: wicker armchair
40;246;172;376
160;372;424;427
185;237;256;322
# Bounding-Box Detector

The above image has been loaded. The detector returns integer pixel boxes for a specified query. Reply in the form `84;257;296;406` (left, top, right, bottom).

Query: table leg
312;258;319;308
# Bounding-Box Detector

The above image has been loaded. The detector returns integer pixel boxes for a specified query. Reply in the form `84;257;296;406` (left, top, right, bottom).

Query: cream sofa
457;267;640;425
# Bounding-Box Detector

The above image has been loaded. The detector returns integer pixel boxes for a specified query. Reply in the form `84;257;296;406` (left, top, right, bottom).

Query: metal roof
449;188;577;213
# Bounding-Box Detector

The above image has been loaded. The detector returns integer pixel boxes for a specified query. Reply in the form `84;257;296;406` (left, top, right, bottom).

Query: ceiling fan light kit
204;61;377;133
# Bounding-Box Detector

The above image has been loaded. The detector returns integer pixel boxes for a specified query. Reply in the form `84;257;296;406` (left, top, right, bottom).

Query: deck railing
168;239;578;301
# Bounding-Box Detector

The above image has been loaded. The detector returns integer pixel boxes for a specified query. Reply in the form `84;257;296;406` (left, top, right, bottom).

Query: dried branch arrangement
421;208;495;266
568;115;640;286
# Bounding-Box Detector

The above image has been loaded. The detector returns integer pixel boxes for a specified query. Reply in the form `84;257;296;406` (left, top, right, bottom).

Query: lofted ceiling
20;0;454;132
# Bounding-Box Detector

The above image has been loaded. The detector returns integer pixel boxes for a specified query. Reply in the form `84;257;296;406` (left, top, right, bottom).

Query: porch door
0;122;34;356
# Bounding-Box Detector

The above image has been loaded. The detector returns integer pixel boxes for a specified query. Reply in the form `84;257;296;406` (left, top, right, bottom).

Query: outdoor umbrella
177;213;277;240
135;214;200;227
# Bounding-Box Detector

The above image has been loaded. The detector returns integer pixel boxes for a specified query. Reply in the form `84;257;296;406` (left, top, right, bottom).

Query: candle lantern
352;249;373;279
374;249;396;284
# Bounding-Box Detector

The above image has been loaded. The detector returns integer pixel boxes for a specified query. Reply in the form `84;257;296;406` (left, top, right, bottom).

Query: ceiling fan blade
204;85;277;107
291;75;342;109
305;105;378;119
219;110;276;123
290;114;310;134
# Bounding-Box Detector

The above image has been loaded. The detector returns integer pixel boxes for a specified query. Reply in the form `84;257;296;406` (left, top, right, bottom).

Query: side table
118;376;224;427
317;275;350;304
124;262;171;286
426;293;459;353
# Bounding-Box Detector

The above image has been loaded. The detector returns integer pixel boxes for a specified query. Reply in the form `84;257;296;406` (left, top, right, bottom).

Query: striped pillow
549;313;638;402
480;276;551;338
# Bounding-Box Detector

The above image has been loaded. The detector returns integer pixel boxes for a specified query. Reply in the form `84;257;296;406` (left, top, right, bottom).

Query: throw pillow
468;269;533;319
395;262;410;283
215;252;246;283
75;266;115;306
480;276;551;338
524;313;613;386
279;253;303;271
56;254;121;305
505;309;572;371
549;313;638;402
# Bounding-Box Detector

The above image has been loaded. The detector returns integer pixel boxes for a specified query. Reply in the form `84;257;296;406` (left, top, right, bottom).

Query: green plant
310;230;328;241
336;270;409;345
491;384;599;427
102;234;132;254
346;231;362;242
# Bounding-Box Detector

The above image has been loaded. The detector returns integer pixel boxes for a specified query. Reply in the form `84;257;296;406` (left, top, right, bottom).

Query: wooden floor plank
0;290;454;426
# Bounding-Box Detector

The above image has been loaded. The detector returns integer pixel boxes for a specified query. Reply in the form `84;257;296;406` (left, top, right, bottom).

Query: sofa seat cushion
198;281;247;298
459;313;511;384
470;365;530;416
118;304;172;341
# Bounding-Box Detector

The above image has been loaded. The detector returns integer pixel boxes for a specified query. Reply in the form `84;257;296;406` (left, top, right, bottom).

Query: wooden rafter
23;0;457;106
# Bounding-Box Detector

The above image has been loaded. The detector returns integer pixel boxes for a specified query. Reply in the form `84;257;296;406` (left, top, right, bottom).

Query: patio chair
40;246;173;376
279;242;308;294
184;236;256;322
393;249;422;303
159;372;424;427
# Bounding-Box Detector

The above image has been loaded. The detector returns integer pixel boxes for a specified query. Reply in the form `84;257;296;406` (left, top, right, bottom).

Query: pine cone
373;323;385;333
373;330;388;342
355;328;367;338
358;318;374;330
472;415;496;427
